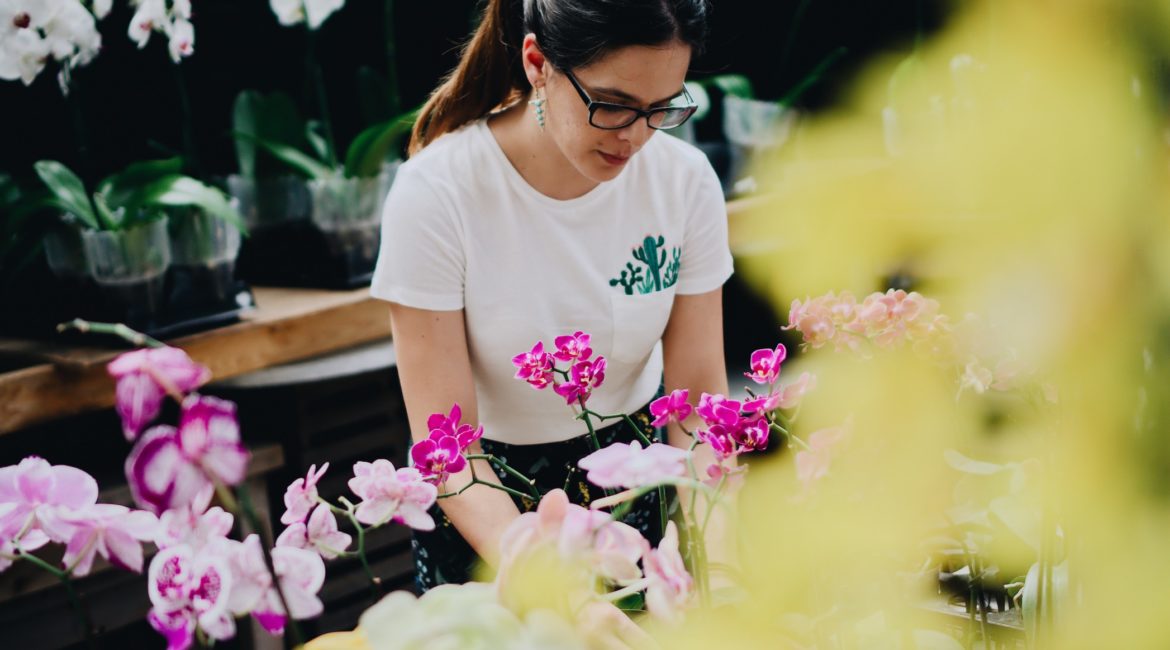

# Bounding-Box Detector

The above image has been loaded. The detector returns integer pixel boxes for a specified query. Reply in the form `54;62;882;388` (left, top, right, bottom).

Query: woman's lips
598;151;630;166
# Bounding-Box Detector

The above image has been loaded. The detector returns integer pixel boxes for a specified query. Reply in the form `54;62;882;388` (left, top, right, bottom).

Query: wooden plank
0;287;392;435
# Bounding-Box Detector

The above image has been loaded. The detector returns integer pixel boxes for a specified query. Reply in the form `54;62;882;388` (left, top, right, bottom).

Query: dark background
0;0;950;184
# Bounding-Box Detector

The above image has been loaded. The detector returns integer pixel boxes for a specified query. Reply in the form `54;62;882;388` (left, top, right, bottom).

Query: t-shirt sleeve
674;160;735;295
369;165;466;310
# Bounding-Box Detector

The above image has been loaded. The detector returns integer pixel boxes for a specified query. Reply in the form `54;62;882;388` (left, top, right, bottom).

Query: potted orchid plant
229;0;415;288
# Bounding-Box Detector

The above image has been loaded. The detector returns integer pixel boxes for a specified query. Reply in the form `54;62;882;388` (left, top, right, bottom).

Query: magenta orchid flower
577;441;690;490
642;521;693;622
347;460;437;530
744;344;787;385
553;331;593;363
108;346;212;441
649;389;692;427
125;396;249;514
45;503;158;576
553;357;606;405
695;425;738;462
695;393;741;428
281;463;329;526
147;544;237;650
730;416;770;452
0;457;98;544
276;503;352;560
741;393;781;416
411;436;467;484
426;403;484;451
512;342;555;390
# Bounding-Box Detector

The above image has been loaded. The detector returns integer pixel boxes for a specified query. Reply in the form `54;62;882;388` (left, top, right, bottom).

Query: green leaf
33;161;99;230
231;90;311;178
137;176;249;235
357;66;393;125
305;120;332;163
233;131;334;180
0;173;21;206
93;192;124;230
944;449;1006;475
343;109;417;178
698;74;754;99
97;157;184;210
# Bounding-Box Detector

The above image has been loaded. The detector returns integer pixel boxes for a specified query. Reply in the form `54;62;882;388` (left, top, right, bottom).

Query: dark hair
408;0;709;155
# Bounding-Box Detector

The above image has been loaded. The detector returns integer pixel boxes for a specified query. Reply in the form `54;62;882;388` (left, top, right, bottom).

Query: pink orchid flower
225;534;326;636
411;436;467;485
553;331;593;363
156;486;233;551
741;393;781;416
795;426;847;489
0;457;98;544
695;393;741;428
108;346;212;441
0;526;49;573
776;372;816;409
695;425;738;462
426;403;484;451
730;416;770;452
643;521;693;622
512;342;555;390
744;344;787;385
577;441;690;490
276;503;352;560
44;503;158;576
348;460;437;530
147;544;236;650
125;396;249;514
281;463;329;526
649;389;692;427
553;357;606;405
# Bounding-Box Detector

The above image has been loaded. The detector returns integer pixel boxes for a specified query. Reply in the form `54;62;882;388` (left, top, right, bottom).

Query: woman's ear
521;33;549;88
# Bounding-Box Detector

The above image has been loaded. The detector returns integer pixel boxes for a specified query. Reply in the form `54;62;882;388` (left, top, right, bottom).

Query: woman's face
537;40;693;183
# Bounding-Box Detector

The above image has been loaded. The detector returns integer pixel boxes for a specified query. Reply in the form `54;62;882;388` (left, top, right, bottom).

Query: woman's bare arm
388;302;522;569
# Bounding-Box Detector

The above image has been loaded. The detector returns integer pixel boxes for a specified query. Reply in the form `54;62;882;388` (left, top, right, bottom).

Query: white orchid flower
127;0;166;49
91;0;112;20
269;0;304;26
304;0;344;30
0;28;50;85
166;17;194;62
42;0;101;67
269;0;346;30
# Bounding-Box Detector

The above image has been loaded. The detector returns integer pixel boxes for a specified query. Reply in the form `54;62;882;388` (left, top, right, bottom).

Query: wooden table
0;286;393;435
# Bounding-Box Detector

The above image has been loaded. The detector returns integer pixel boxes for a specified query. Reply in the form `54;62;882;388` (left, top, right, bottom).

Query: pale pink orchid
347;460;437;530
784;295;839;349
695;425;738;462
281;463;329;525
45;503;158;576
649;389;692;427
775;371;817;410
147;544;236;650
744;344;787;385
108;346;211;440
155;486;233;551
695;393;741;428
227;535;326;635
512;341;556;390
0;456;98;543
577;441;689;490
498;489;644;585
0;527;49;573
552;331;593;363
642;521;693;622
411;436;467;485
276;503;352;560
125;396;249;514
740;393;781;416
795;426;847;489
553;357;606;405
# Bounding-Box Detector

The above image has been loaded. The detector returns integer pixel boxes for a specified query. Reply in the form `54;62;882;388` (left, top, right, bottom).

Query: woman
371;0;733;600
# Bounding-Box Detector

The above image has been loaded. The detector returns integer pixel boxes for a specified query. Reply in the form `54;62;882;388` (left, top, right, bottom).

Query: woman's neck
486;98;600;201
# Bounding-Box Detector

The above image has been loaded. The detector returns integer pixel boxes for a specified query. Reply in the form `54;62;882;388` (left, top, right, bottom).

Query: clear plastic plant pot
306;164;397;280
81;217;172;319
226;174;312;230
167;206;243;306
42;220;88;279
722;95;797;195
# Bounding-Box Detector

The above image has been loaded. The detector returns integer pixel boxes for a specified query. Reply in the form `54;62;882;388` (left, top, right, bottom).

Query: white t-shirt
370;119;734;445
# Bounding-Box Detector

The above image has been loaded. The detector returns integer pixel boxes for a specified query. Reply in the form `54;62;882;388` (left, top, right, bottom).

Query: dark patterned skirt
411;398;676;593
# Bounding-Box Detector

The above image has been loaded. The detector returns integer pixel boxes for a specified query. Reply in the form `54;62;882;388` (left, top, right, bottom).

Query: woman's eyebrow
592;85;684;106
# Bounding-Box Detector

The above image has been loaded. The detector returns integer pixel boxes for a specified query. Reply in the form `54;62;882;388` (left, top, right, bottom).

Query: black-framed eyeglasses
562;69;697;131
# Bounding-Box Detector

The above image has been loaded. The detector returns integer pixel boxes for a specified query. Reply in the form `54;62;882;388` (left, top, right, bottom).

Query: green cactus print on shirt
609;235;682;295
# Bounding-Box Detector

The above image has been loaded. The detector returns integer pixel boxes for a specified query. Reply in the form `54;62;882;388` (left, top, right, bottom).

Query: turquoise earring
529;87;546;131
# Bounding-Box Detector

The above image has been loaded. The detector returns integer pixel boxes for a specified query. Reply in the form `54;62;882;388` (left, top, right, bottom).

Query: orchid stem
19;549;97;649
342;509;381;599
56;319;165;348
576;398;602;451
465;454;540;499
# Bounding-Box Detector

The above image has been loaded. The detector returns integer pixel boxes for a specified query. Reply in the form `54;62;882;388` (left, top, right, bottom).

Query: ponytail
408;0;529;155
